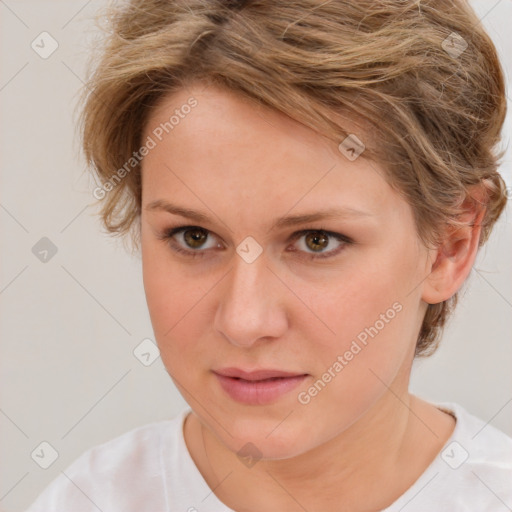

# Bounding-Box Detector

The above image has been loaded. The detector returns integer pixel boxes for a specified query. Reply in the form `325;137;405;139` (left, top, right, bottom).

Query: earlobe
422;203;486;305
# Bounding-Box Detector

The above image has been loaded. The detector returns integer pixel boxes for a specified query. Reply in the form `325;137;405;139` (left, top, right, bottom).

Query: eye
287;228;351;260
158;225;352;260
159;225;222;258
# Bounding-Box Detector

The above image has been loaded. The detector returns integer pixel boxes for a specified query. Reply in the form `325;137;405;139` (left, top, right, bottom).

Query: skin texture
139;82;483;511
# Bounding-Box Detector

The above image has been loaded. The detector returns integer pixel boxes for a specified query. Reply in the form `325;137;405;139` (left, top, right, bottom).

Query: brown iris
183;228;208;248
304;231;329;252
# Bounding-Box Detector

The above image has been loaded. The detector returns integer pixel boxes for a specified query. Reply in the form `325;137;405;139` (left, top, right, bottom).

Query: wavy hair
79;0;508;356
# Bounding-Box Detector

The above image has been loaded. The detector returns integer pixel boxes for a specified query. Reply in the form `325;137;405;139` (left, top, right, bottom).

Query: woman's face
140;82;431;459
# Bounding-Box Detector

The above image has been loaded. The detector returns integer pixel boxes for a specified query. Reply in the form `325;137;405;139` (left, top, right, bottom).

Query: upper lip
213;367;308;381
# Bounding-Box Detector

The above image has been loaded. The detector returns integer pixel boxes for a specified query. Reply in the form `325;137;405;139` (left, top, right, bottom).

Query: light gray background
1;1;511;511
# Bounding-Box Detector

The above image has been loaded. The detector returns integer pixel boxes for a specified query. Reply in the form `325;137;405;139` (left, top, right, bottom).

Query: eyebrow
145;199;374;231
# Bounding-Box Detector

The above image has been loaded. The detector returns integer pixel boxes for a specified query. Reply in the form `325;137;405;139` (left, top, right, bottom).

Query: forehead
144;82;375;162
140;83;410;230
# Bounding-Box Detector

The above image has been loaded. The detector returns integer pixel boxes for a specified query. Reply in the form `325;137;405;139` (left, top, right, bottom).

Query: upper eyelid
166;225;350;247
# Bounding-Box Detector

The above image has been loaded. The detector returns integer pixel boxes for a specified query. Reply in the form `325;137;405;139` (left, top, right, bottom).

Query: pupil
307;231;328;252
185;228;206;248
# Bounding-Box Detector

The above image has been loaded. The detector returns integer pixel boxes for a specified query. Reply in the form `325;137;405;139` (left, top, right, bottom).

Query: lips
212;367;309;405
214;367;307;381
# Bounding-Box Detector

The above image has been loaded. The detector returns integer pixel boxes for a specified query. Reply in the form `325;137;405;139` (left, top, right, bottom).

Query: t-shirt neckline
173;401;463;512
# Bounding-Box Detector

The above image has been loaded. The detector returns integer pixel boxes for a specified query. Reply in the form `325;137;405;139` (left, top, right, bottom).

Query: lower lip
214;373;308;405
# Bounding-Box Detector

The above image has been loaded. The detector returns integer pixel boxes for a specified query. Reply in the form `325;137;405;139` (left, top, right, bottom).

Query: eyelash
158;225;353;261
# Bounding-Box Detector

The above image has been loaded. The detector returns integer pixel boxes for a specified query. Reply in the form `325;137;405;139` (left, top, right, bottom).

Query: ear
422;188;487;305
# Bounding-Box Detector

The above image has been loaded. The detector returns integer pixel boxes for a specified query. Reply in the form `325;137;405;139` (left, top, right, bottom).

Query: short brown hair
79;0;508;356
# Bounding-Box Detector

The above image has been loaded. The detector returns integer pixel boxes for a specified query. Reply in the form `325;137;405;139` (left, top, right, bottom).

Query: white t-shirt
26;402;512;512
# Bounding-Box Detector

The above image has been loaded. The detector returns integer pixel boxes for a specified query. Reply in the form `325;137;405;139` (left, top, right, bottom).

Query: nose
213;249;289;348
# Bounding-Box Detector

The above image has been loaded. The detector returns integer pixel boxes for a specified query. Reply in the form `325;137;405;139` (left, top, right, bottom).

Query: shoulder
387;401;512;512
26;408;190;512
445;402;512;488
440;401;512;462
438;402;512;508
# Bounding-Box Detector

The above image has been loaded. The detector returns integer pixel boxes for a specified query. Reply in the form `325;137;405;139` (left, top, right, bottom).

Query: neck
187;373;453;512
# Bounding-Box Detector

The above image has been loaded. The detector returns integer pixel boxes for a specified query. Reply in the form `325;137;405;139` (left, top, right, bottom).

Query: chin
217;414;318;461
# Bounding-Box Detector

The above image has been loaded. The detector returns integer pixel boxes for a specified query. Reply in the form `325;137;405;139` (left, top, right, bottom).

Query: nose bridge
214;246;287;347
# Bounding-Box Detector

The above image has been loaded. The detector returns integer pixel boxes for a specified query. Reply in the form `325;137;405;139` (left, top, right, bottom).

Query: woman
27;0;512;510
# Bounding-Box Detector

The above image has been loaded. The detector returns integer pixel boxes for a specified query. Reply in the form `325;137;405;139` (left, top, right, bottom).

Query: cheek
142;235;173;332
142;234;194;343
296;245;421;405
141;232;220;381
309;249;418;357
